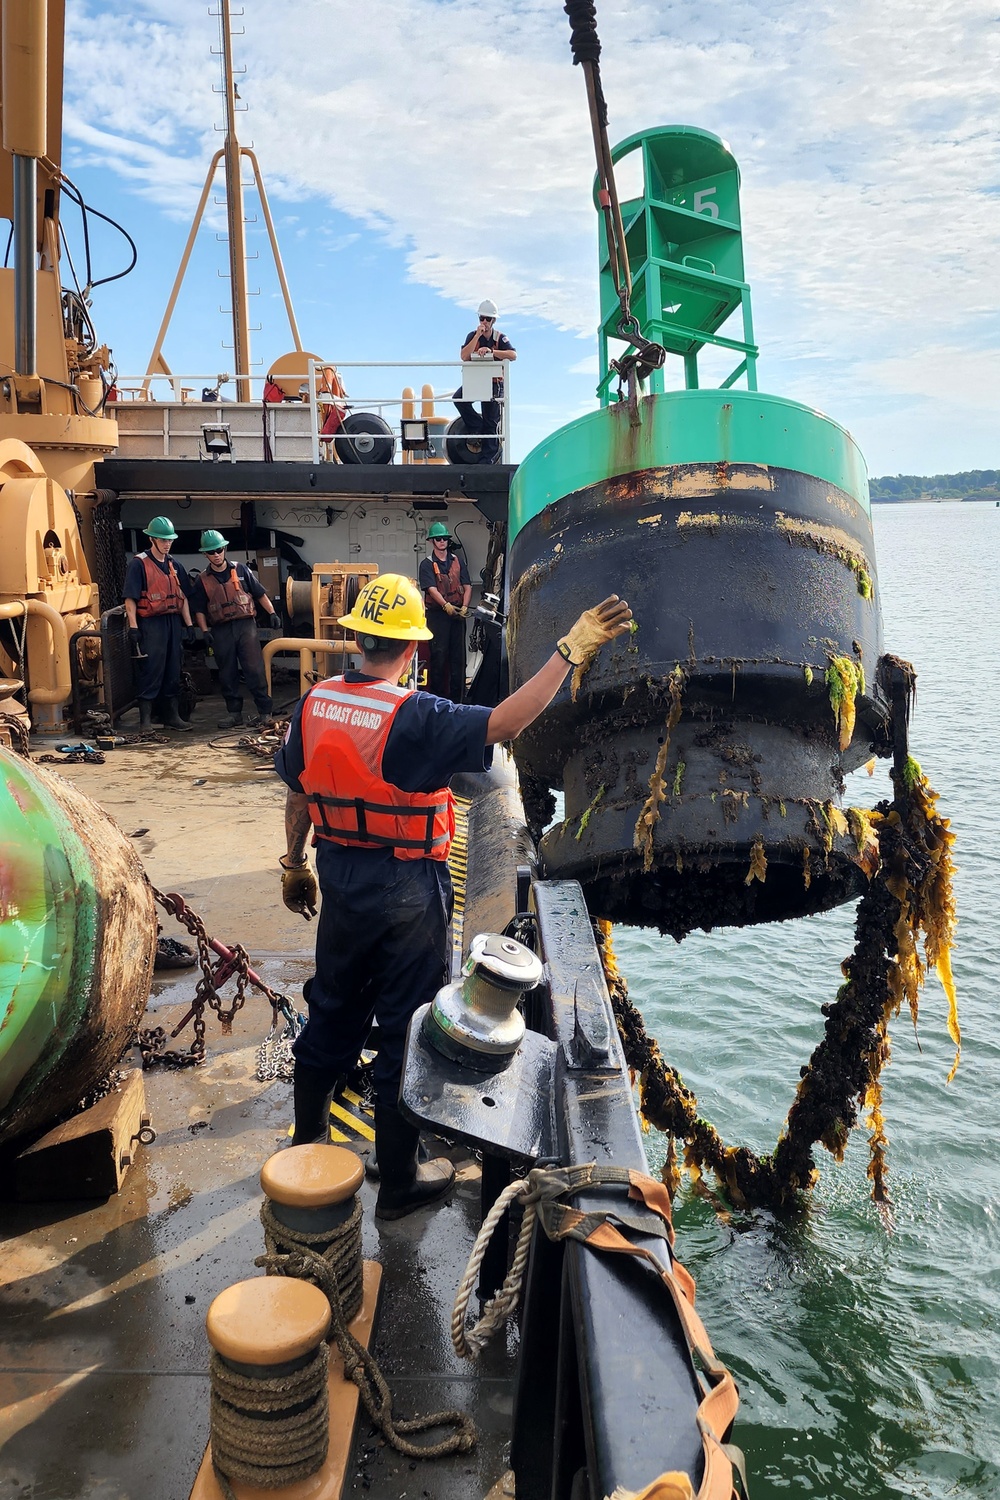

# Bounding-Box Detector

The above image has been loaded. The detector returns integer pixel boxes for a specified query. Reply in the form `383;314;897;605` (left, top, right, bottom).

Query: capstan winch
421;932;543;1072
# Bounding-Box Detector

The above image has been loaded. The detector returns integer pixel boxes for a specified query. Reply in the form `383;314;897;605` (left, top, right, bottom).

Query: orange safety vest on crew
201;564;256;625
299;676;455;862
136;553;185;618
427;555;465;610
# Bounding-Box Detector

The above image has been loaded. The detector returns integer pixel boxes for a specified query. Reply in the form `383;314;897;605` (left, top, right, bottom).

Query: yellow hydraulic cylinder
2;0;47;157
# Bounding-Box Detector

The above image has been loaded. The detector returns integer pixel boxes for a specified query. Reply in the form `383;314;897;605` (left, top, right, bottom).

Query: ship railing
109;361;511;466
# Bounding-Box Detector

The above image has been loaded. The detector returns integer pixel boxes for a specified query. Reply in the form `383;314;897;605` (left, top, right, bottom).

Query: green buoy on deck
0;751;156;1146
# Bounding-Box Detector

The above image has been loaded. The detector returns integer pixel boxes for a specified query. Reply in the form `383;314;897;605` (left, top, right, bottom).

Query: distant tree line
870;470;1000;501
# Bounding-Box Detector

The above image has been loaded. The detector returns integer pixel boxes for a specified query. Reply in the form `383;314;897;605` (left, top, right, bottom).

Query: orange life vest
299;676;455;862
136;553;184;618
427;555;464;610
201;564;256;625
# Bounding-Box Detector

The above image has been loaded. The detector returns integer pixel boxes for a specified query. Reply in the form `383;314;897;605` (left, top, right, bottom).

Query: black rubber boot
374;1105;455;1220
138;699;153;730
162;697;192;731
292;1064;335;1145
365;1136;431;1182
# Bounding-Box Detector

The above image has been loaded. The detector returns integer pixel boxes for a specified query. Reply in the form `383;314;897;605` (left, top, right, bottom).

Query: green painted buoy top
508;388;870;544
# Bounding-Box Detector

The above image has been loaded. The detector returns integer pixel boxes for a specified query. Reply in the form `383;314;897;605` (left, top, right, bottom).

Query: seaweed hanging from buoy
597;758;960;1210
826;655;866;752
633;666;687;872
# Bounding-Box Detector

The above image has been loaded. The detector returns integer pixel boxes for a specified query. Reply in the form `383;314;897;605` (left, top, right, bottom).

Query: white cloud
864;345;1000;410
64;0;1000;461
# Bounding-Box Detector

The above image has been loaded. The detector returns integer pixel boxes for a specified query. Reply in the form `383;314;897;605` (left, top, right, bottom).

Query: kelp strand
597;762;960;1210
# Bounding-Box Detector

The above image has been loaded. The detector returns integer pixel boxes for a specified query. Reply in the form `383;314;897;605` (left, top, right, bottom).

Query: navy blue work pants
212;616;272;714
427;609;466;702
453;387;500;460
136;614;183;701
292;842;453;1108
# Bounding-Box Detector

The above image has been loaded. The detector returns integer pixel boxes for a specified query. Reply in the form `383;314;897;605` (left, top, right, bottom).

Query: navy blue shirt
124;550;191;603
275;673;494;797
464;329;514;355
188;560;267;620
418;552;471;610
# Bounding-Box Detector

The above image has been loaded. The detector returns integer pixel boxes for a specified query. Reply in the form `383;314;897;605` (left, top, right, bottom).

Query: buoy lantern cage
509;126;892;939
596;125;758;400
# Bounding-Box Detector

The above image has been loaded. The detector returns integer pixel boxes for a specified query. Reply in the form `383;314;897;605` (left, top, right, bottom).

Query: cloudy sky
59;0;1000;475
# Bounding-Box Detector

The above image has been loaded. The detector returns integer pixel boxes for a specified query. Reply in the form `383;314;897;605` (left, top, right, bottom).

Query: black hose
57;170;138;290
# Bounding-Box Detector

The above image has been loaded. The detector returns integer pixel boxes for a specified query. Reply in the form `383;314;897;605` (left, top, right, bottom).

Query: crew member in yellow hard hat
189;530;279;729
123;517;195;731
274;572;631;1220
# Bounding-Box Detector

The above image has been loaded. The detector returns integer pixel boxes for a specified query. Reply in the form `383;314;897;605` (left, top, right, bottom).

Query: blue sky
59;0;1000;476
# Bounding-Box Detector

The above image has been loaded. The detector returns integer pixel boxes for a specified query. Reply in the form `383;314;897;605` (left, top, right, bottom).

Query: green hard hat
144;516;178;541
199;529;229;553
427;521;451;539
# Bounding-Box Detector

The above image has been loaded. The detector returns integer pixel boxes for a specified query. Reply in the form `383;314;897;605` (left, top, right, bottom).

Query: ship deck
0;702;516;1500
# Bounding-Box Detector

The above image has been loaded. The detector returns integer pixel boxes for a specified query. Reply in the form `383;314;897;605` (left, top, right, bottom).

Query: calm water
615;502;1000;1499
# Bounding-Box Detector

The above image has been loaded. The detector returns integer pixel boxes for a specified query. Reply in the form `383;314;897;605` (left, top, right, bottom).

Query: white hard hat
478;299;499;319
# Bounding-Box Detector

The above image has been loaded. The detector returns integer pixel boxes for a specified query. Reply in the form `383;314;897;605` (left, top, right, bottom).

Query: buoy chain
0;714;30;757
139;887;295;1067
594;760;959;1210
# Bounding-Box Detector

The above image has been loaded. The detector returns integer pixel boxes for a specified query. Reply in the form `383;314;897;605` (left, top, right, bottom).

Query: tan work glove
457;606;468;618
280;859;318;920
442;601;457;617
557;595;633;666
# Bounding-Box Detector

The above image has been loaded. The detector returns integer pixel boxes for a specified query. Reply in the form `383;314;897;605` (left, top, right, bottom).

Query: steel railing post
308;358;320;463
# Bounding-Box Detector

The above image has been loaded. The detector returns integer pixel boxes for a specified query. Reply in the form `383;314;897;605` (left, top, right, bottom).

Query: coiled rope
453;1163;676;1358
256;1200;476;1459
450;1164;745;1494
452;1176;537;1358
259;1196;364;1323
210;1342;329;1497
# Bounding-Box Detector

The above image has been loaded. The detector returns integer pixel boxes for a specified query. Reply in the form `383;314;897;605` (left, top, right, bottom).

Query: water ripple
616;504;1000;1497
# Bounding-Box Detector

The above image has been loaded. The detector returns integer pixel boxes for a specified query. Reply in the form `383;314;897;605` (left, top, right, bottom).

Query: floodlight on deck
401;417;430;451
201;422;233;460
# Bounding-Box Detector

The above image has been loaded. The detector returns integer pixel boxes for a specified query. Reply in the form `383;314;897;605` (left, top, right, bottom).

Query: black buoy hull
507;395;891;937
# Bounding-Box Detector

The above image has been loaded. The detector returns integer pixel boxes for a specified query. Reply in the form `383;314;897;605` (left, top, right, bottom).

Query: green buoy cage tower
596;125;757;401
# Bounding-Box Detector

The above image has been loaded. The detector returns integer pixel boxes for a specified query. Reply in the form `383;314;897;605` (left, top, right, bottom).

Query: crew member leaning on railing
454;298;515;464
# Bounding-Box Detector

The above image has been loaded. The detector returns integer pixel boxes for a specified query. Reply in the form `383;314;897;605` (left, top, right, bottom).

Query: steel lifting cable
564;0;665;393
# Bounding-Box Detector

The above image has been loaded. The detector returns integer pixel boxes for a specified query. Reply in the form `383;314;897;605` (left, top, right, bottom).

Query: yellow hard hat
338;573;432;641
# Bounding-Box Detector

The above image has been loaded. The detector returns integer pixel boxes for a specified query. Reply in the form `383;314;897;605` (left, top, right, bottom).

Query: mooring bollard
205;1276;332;1492
259;1144;365;1321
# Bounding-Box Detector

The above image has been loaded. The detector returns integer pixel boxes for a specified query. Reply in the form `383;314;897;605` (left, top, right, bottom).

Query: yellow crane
0;0;112;729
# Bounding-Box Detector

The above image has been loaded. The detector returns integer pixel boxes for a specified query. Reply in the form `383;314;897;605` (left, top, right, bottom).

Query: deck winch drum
422;932;543;1072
